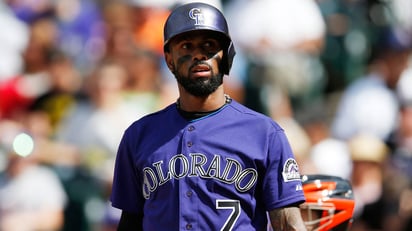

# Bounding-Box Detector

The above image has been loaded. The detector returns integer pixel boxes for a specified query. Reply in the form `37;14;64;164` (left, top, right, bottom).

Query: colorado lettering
142;153;258;199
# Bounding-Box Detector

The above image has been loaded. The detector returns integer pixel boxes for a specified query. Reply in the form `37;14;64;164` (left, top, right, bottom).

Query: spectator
331;26;412;142
225;0;326;115
381;67;412;231
53;0;106;73
58;58;142;184
0;1;28;80
0;119;67;231
348;133;389;230
0;16;58;119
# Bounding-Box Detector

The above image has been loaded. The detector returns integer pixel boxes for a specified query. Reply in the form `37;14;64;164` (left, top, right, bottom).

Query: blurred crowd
0;0;411;230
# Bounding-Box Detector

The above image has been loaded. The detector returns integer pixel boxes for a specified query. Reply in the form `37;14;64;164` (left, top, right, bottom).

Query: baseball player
111;2;306;230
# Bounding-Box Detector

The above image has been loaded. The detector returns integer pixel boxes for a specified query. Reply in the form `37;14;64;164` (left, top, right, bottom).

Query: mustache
189;52;221;71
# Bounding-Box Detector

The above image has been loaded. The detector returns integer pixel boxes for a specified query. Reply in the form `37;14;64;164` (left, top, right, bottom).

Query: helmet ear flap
224;41;236;75
220;40;236;75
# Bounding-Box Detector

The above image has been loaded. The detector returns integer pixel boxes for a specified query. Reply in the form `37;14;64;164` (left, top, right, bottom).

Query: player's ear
165;53;175;72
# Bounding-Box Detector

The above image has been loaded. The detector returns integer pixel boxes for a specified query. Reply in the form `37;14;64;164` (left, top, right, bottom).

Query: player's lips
190;64;211;78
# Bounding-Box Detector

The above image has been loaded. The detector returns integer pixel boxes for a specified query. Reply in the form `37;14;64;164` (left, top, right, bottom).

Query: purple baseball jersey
111;100;305;230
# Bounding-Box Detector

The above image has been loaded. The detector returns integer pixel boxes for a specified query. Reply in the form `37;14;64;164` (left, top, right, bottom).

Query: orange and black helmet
300;174;355;231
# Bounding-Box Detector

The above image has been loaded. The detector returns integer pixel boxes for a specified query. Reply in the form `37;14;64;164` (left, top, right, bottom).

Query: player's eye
203;41;214;48
181;42;191;50
203;40;220;51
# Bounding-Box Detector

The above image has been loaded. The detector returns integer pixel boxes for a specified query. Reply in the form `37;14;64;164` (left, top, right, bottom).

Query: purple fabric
111;100;305;230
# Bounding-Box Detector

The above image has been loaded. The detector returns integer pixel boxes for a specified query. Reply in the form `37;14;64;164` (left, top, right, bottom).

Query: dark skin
117;30;307;231
165;30;227;112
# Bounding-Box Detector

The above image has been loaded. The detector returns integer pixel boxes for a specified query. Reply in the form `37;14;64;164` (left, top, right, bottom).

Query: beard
174;62;223;97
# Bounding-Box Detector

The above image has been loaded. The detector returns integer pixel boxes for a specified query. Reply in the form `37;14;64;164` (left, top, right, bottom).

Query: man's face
165;30;225;97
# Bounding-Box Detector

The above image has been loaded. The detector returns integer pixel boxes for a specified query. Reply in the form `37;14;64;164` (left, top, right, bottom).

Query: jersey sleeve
110;127;144;214
262;128;305;211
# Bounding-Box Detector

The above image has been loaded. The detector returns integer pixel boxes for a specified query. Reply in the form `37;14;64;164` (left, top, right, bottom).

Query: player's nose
192;47;208;61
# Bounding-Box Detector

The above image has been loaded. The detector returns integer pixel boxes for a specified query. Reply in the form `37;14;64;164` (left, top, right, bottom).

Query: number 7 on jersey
216;199;241;231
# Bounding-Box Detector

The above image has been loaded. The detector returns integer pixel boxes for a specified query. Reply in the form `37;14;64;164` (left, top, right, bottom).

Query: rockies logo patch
282;158;301;182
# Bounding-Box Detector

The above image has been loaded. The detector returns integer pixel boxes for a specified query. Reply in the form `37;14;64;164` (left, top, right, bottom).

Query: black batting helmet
163;2;235;75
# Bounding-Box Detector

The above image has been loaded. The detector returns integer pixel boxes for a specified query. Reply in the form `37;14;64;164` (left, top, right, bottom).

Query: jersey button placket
188;125;195;131
187;125;195;147
181;124;197;230
186;190;193;197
